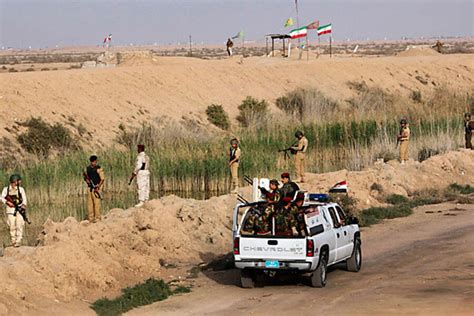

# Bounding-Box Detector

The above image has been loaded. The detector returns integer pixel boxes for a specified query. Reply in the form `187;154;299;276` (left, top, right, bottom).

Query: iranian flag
289;26;308;39
317;23;332;36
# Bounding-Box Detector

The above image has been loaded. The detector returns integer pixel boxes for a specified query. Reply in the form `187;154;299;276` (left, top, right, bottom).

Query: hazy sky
0;0;473;48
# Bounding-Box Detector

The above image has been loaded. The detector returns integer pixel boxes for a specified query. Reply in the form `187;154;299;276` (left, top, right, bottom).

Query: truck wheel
241;269;255;288
346;239;362;272
310;255;327;288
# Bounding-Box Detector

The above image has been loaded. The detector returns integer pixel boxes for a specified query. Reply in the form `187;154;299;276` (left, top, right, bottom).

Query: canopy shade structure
265;34;291;57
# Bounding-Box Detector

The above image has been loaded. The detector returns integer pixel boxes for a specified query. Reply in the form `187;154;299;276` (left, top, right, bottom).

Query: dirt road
128;203;474;315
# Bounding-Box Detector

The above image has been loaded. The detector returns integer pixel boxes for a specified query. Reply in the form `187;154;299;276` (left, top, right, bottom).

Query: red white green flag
289;26;308;39
317;24;332;36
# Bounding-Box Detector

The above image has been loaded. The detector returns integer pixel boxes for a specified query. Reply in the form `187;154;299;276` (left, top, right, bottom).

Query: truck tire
310;255;327;288
346;239;362;272
241;269;255;288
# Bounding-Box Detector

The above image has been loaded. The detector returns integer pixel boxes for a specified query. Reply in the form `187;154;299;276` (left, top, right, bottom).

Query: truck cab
232;185;361;288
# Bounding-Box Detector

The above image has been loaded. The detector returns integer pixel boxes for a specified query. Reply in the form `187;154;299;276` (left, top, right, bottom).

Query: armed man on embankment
229;138;241;193
397;118;410;165
83;155;105;223
464;113;473;149
1;174;28;247
291;130;309;183
129;144;150;207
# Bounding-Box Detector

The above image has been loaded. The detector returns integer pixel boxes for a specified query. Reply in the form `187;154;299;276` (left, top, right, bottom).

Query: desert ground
0;44;473;153
0;41;473;315
128;202;474;316
0;149;472;315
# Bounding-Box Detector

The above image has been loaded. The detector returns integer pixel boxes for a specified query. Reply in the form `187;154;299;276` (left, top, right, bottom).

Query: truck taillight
306;239;314;257
233;237;240;255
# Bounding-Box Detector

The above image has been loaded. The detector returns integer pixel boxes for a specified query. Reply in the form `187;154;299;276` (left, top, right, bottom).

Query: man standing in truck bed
280;172;300;199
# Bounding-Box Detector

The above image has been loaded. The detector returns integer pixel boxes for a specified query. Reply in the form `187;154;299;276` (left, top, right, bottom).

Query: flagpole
295;0;300;45
306;34;309;61
330;35;332;58
318;35;320;58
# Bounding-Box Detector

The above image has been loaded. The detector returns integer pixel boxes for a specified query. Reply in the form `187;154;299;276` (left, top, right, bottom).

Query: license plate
265;260;279;268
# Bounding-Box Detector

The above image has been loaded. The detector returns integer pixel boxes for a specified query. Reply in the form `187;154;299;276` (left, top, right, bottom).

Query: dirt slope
0;53;473;150
0;149;472;314
129;202;474;316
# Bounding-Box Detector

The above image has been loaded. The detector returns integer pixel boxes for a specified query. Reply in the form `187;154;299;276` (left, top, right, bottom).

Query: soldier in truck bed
280;172;300;199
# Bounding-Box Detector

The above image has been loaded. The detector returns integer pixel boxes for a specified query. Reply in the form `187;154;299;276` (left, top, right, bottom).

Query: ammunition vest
229;148;239;163
6;186;23;207
86;165;101;186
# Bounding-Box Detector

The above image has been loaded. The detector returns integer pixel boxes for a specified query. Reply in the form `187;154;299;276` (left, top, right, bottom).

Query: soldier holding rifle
83;155;105;223
1;174;29;247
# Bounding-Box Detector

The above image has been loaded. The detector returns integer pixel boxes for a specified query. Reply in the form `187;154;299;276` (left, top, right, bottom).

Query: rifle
128;173;136;185
83;171;102;199
243;175;271;197
5;196;31;225
279;141;299;160
396;126;404;148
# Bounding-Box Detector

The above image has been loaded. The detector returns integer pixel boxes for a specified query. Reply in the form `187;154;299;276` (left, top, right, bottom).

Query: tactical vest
6;186;23;207
86;165;101;186
229;148;239;163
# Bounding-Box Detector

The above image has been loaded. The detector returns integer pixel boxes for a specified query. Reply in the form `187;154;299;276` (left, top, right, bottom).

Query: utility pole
189;35;193;57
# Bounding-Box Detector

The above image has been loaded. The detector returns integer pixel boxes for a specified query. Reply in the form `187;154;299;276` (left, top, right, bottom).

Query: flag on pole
232;31;244;39
317;24;332;36
307;20;320;30
284;18;294;27
289;26;308;39
329;181;348;193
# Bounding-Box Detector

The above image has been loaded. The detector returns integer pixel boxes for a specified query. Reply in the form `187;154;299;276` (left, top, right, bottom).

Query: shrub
205;104;230;130
17;117;77;157
91;278;190;316
418;147;440;162
410;90;422;103
385;194;409;205
236;96;269;128
359;204;412;227
370;183;384;193
448;183;474;195
275;88;338;122
329;194;358;216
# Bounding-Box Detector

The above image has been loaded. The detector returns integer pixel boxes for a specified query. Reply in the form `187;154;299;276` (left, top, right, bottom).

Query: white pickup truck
232;189;361;288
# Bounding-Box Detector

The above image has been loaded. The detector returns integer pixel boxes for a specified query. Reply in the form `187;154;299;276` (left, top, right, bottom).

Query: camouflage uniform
274;207;294;236
290;205;306;236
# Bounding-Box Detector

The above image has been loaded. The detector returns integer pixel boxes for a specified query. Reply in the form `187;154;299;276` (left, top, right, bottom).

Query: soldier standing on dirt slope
226;38;234;56
229;138;241;193
397;119;410;165
464;113;473;149
291;131;309;183
1;174;27;247
130;144;150;207
84;155;105;222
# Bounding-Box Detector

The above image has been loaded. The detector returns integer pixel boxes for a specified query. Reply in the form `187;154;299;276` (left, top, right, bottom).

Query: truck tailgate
239;237;307;260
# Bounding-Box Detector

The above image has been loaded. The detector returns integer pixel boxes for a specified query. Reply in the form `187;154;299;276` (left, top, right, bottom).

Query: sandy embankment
0;53;473;150
0;149;472;314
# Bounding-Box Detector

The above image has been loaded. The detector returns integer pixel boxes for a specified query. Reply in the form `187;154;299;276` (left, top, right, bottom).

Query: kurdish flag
317;23;332;36
289;26;308;39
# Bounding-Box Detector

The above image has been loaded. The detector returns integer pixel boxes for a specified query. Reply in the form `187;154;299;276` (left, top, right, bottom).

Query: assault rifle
396;126;404;148
279;141;299;160
83;172;102;199
5;196;31;225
